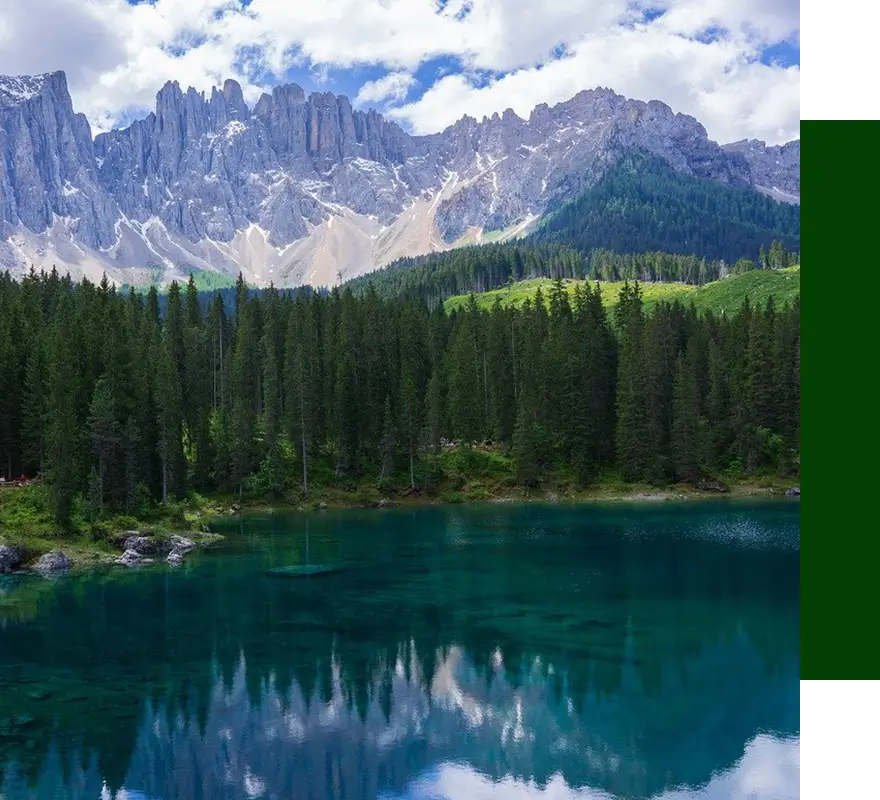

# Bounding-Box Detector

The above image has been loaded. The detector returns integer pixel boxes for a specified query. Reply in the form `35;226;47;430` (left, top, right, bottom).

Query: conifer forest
0;267;800;525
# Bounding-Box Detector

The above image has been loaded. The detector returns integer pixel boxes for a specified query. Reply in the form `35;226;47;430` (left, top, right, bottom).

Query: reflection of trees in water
2;634;797;800
0;505;799;797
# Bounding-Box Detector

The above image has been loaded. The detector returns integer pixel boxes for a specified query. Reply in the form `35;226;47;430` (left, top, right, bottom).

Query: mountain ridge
1;70;799;288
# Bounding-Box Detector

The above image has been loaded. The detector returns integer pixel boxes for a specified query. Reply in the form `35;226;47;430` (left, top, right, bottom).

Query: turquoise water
0;501;800;799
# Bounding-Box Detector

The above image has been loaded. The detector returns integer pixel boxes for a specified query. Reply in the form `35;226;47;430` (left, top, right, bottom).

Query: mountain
1;71;799;288
531;152;801;261
722;138;800;203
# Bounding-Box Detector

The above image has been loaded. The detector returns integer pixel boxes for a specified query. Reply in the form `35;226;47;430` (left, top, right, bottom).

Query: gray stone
785;487;800;497
0;544;23;573
168;535;195;553
33;550;71;572
122;535;158;554
377;498;395;509
115;549;153;566
166;551;184;566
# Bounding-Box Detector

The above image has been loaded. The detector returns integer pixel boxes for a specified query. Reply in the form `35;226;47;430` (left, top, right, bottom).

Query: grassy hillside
445;266;800;316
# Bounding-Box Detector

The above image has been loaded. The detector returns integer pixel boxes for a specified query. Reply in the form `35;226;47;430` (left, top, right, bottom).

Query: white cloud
384;734;799;800
355;71;417;106
387;28;801;144
0;0;799;143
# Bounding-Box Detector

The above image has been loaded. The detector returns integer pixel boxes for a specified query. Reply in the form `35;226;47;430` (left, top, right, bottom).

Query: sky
0;0;799;145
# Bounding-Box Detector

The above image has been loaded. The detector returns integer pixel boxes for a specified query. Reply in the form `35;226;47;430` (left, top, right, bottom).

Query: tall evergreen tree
155;335;184;502
615;283;652;482
671;350;701;482
88;376;121;513
230;297;259;489
21;332;48;476
45;294;80;524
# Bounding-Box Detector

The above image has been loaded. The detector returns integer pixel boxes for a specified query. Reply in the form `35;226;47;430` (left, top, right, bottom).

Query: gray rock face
0;544;23;573
32;550;71;572
722;139;800;201
0;72;118;248
1;71;800;287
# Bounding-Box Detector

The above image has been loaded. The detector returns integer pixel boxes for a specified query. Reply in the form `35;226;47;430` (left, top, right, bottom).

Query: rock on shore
33;550;72;573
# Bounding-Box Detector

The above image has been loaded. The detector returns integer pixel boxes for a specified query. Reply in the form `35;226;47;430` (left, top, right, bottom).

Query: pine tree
21;333;48;476
155;336;183;503
285;300;318;499
485;301;515;445
122;417;141;512
333;307;360;478
88;376;121;513
743;299;778;471
512;401;542;488
446;317;481;446
260;288;285;495
671;351;701;482
230;297;259;489
45;295;80;525
705;339;730;467
379;395;396;486
424;368;443;452
615;283;652;482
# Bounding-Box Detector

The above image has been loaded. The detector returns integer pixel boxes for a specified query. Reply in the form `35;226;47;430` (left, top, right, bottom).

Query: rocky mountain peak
1;69;799;288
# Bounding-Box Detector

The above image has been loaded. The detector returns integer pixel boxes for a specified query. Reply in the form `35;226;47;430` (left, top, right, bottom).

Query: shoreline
1;481;798;574
230;480;799;516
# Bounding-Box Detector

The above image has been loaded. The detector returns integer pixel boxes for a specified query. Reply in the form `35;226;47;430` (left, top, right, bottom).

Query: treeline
586;242;798;283
346;239;799;306
0;268;799;525
533;152;801;263
347;242;585;304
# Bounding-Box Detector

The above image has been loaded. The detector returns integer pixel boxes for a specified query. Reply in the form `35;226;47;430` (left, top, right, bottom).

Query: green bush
720;459;746;483
439;490;465;504
133;483;155;519
109;515;140;532
88;520;115;543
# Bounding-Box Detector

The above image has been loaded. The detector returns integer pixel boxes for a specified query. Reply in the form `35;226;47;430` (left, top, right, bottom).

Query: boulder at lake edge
115;549;153;567
122;534;159;554
33;550;72;572
168;535;195;553
0;544;23;573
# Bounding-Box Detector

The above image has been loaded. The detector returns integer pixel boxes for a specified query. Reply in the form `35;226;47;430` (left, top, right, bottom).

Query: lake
0;500;800;800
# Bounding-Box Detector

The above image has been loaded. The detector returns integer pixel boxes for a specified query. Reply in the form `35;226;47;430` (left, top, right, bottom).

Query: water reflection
3;633;797;800
0;502;799;799
388;735;799;800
